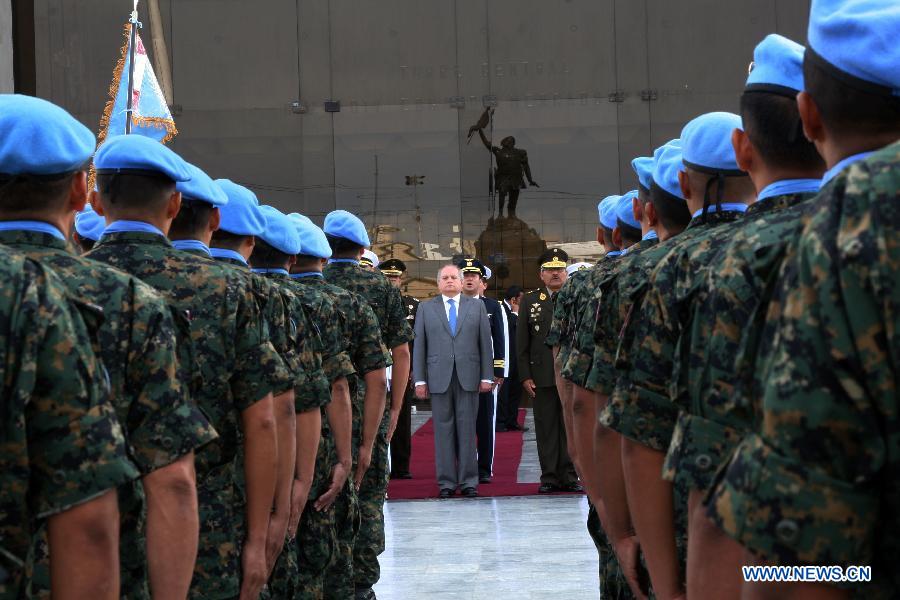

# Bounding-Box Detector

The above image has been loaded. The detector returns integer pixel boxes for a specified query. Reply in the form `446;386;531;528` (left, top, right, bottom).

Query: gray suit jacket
413;295;494;394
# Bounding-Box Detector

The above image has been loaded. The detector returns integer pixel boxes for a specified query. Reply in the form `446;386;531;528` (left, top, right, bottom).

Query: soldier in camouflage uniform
0;243;136;600
288;214;389;600
706;4;900;596
247;206;354;600
570;192;657;598
378;258;419;480
656;35;824;599
201;181;305;576
0;96;217;600
544;194;622;597
88;134;281;600
604;116;755;598
322;210;414;600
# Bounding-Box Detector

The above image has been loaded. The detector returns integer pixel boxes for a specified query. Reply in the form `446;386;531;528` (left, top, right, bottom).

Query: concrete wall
1;0;13;92
30;0;810;291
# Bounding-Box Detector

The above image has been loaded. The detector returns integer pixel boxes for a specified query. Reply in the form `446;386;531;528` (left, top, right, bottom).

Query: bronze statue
468;108;539;217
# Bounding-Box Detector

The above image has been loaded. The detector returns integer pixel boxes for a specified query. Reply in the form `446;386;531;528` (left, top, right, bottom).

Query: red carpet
388;408;584;500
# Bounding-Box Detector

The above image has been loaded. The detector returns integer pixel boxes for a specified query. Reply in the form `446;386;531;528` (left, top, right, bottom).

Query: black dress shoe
439;488;454;499
560;482;584;493
538;483;556;494
391;471;413;480
479;474;492;484
495;425;509;432
462;487;478;498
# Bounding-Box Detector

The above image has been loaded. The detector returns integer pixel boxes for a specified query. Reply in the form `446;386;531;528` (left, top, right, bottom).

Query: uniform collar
290;271;323;279
757;178;822;202
252;268;290;276
606;250;623;257
690;203;748;219
820;151;875;188
209;247;249;266
0;227;69;250
328;258;359;265
103;220;166;238
171;239;212;256
641;230;658;241
0;220;67;240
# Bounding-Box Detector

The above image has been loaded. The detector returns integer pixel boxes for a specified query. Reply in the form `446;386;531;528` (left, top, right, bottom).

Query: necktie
448;298;457;334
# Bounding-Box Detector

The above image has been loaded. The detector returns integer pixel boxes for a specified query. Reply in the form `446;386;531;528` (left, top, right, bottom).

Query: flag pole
125;1;140;134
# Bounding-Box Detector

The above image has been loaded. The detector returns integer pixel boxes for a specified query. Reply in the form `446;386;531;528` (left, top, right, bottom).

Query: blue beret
652;143;687;200
0;95;95;176
631;156;654;191
681;112;744;174
746;34;806;95
616;191;641;229
323;210;370;248
94;134;192;182
177;164;228;207
215;179;266;236
598;195;620;229
258;205;302;255
287;213;332;259
808;0;900;96
74;204;106;242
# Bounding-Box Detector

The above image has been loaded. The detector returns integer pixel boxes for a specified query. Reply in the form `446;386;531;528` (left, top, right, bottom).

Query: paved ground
377;409;598;599
375;495;598;599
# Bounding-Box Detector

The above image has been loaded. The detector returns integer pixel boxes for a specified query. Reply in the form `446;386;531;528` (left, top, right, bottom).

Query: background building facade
12;0;810;296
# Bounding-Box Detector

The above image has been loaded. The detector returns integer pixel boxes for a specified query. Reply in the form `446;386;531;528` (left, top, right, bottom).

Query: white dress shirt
415;293;493;387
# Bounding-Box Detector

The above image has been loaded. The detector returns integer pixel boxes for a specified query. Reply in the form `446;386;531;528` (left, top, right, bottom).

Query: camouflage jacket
661;190;816;493
1;230;216;599
323;261;414;354
209;254;299;396
294;274;386;461
0;249;137;600
602;210;744;450
257;272;353;413
584;236;659;395
546;267;592;366
706;143;900;599
88;231;280;598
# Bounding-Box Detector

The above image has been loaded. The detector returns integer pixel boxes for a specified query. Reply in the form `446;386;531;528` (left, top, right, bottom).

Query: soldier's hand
493;377;504;388
354;445;373;490
386;407;401;443
314;462;349;512
529;180;540;188
611;534;649;600
287;478;310;539
478;381;493;394
522;379;537;398
238;540;268;600
265;510;290;576
415;383;429;400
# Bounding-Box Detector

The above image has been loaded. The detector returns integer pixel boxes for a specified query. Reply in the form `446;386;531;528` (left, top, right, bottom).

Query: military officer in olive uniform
379;258;419;479
517;249;579;493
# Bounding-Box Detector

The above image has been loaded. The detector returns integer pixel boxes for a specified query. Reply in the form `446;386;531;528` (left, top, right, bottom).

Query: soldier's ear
797;91;826;146
209;207;221;234
66;171;89;212
166;191;182;220
644;201;659;228
732;128;754;174
678;170;692;202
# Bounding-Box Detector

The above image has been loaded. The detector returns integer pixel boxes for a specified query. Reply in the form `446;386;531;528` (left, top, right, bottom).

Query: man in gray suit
414;264;494;498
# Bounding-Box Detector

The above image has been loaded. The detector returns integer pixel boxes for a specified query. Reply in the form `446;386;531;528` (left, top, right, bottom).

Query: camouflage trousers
587;502;634;600
322;482;361;599
352;414;391;588
190;480;242;600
